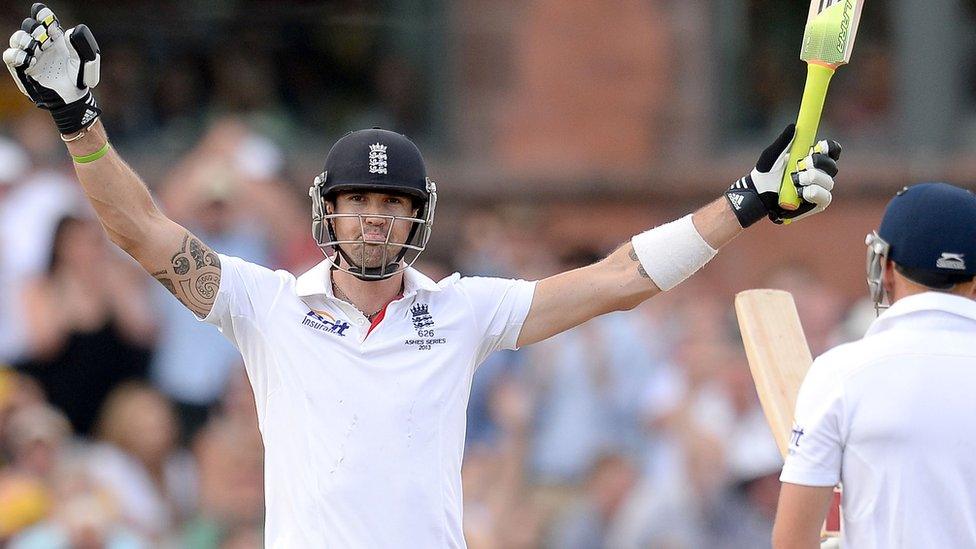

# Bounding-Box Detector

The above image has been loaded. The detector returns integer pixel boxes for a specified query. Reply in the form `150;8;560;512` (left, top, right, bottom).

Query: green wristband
73;142;111;164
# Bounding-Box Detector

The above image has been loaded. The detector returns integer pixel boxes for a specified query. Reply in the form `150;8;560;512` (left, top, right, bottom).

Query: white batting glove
726;124;842;226
3;3;101;135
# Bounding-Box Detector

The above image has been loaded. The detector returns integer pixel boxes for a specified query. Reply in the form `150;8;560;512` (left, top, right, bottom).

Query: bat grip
778;63;836;210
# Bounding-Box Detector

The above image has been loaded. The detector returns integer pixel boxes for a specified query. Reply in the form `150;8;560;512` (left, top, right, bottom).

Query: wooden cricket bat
778;0;865;211
734;289;840;537
734;289;812;456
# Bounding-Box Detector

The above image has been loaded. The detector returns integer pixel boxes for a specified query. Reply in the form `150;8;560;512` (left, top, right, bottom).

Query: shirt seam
228;271;287;424
437;373;449;547
827;351;976;389
228;311;283;424
780;467;839;487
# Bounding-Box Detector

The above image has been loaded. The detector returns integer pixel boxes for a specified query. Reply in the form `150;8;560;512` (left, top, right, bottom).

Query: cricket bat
735;289;841;537
778;0;865;211
734;289;812;456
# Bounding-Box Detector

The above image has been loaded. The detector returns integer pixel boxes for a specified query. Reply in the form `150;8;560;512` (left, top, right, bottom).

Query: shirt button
356;319;366;326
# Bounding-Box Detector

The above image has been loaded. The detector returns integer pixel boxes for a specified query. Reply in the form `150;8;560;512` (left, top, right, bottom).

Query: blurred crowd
0;112;877;548
0;114;296;549
0;1;436;186
0;4;895;548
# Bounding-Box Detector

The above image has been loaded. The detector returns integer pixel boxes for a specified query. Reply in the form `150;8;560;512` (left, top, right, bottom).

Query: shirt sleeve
198;254;292;410
201;254;289;334
779;356;847;487
455;276;537;365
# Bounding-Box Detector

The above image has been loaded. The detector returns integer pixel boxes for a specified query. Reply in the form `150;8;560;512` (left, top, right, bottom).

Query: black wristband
50;91;101;135
725;177;768;228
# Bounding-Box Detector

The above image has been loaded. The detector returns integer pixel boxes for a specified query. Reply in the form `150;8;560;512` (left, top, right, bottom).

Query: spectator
457;210;529;449
0;404;70;541
150;119;304;439
181;416;264;549
545;453;639;549
0;135;29;200
0;473;49;542
0;130;69;365
8;460;148;549
463;377;542;549
705;406;783;549
3;404;71;480
525;250;659;485
16;217;155;435
0;367;47;442
762;264;845;356
86;383;196;541
606;294;736;548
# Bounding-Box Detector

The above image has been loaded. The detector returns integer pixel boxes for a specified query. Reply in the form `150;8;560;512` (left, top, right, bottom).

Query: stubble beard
332;216;413;269
340;241;404;268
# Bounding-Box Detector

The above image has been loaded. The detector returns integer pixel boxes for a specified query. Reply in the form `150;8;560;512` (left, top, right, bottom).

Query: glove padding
3;3;101;135
726;124;841;226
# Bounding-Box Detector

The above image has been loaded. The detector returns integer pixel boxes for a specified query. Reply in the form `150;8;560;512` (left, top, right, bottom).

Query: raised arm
65;122;221;317
4;5;220;318
517;126;841;347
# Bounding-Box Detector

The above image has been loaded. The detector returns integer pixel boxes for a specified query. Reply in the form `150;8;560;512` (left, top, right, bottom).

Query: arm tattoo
152;233;221;317
628;247;650;279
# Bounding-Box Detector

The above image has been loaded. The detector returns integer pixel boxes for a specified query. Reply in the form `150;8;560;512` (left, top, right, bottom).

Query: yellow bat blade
778;0;865;210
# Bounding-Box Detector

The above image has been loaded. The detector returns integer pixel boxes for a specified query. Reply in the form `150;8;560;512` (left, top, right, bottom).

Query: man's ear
882;259;897;296
963;278;976;298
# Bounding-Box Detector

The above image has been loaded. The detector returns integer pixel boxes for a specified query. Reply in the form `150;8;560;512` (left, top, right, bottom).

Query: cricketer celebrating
5;5;841;547
773;183;976;549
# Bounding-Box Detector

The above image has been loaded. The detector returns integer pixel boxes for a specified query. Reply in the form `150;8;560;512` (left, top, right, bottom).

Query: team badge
406;303;445;350
410;303;434;334
368;143;388;174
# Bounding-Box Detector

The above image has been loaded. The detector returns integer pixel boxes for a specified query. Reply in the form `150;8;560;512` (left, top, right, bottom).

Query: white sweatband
631;214;717;291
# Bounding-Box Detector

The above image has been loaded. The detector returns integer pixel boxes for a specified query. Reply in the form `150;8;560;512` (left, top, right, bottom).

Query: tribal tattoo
628;247;649;279
152;233;221;317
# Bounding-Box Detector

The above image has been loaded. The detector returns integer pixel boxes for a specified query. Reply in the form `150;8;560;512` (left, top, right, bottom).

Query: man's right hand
3;3;102;135
725;124;842;227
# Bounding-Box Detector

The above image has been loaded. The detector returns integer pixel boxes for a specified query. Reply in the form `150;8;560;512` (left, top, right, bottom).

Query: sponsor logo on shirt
407;303;445;350
302;309;350;337
789;423;805;453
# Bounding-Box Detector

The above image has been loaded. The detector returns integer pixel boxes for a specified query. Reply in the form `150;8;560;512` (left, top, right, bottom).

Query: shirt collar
294;259;443;299
866;291;976;335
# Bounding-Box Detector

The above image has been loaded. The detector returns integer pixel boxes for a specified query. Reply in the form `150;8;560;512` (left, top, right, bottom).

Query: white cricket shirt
202;255;536;548
781;292;976;548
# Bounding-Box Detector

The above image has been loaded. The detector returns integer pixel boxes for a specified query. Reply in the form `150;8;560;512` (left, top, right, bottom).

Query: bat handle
778;63;836;210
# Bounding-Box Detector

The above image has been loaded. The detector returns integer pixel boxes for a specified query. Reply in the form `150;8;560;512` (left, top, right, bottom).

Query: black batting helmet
309;128;437;280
